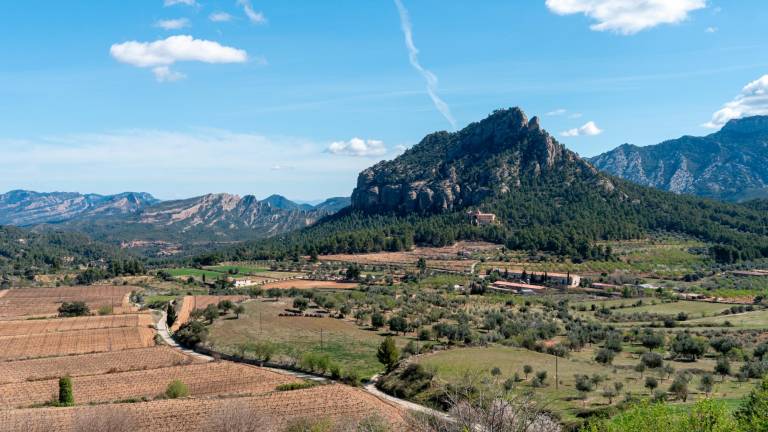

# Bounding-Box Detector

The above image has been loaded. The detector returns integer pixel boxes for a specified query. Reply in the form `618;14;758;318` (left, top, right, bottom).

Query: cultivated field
0;346;198;384
261;279;359;290
171;295;248;331
0;384;408;432
0;361;300;408
0;326;156;361
0;285;137;319
0;313;153;337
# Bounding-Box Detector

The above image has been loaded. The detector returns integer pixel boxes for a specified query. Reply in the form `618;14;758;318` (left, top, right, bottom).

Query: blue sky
1;0;766;200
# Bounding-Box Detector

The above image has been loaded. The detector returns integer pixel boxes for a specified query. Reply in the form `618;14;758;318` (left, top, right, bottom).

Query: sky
0;0;766;201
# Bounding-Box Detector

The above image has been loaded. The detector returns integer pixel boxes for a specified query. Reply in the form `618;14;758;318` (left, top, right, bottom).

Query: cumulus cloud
704;74;768;128
561;121;603;137
164;0;196;6
326;138;387;157
545;0;707;35
110;35;247;81
209;12;233;22
237;0;267;24
394;0;456;130
155;18;190;30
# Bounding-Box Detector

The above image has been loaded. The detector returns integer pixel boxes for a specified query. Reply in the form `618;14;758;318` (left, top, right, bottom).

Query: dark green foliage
670;332;708;361
377;363;433;399
166;303;177;328
202;304;219;323
595;348;615;365
58;376;74;406
164;380;188;399
388;316;408;335
371;311;385;329
377;336;399;372
640;352;663;369
735;376;768;431
292;297;309;311
174;321;208;347
58;301;90;317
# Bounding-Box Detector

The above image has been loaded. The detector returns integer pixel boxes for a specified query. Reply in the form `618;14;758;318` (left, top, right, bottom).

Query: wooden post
555;355;559;390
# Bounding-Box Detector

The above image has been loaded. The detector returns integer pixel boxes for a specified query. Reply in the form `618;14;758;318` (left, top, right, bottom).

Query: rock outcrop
351;107;608;213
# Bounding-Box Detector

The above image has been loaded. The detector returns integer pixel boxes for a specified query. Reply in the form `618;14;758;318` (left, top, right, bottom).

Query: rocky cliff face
351;107;609;213
0;190;159;226
590;116;768;202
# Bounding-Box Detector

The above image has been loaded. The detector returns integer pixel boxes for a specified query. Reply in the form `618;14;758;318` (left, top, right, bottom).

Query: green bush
165;379;189;399
58;302;90;317
58;376;74;406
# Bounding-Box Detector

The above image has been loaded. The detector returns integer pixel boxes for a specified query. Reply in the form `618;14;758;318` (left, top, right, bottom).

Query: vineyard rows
171;295;247;331
0;285;136;319
0;326;155;361
0;346;198;384
0;384;408;432
0;313;153;337
0;361;299;408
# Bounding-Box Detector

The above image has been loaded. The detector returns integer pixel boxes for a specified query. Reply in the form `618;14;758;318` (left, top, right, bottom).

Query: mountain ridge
590;115;768;202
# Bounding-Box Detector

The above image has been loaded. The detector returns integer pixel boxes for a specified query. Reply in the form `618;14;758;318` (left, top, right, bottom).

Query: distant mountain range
590;116;768;202
0;190;349;255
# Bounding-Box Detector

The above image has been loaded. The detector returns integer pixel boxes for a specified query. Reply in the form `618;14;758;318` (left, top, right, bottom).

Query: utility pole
320;328;324;350
555;355;559;390
259;311;262;336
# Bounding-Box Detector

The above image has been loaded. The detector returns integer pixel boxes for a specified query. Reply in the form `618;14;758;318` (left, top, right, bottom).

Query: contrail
393;0;456;130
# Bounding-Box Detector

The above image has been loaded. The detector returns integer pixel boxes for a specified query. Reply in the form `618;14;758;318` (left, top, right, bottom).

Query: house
234;279;257;288
467;209;497;226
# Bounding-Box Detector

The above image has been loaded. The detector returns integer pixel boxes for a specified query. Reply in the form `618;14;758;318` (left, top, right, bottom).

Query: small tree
203;304;219;324
641;330;665;351
735;376;768;431
575;374;594;402
59;376;74;406
371;312;385;329
602;385;618;404
388;316;408;335
233;304;245;319
166;303;177;328
217;299;234;313
595;348;615;365
715;357;731;381
669;376;689;402
293;297;309;312
58;301;90;317
641;352;664;369
165;380;189;399
377;336;399;372
698;373;714;396
634;363;646;378
523;364;533;380
644;376;658;394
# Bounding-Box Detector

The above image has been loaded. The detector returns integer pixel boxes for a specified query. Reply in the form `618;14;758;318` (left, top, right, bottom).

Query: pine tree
166;303;177;328
376;336;399;372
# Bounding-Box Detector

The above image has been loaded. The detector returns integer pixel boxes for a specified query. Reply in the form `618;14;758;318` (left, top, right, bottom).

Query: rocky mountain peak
719;115;768;135
351;107;604;213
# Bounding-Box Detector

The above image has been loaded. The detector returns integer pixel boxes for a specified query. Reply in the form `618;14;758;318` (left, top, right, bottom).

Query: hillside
590;116;768;202
0;190;159;226
54;193;350;256
215;108;768;264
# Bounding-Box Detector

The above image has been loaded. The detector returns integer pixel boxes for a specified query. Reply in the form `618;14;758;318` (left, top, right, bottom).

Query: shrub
641;352;663;369
377;336;399;372
735;376;768;431
58;376;74;406
164;379;189;399
595;348;616;365
299;352;332;374
97;305;113;316
174;321;208;347
58;302;89;317
276;381;318;391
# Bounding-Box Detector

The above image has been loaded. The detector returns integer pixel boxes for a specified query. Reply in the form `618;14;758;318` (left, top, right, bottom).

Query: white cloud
545;0;707;35
561;121;603;137
326;138;387;157
569;112;583;119
209;12;233;22
164;0;196;6
393;0;456;130
704;74;768;128
0;130;371;199
110;35;247;81
705;26;718;33
155;18;190;30
152;66;186;82
237;0;267;24
546;108;567;116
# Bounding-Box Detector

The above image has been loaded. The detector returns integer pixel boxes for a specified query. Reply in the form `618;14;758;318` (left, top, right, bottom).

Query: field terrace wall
0;384;408;432
171;295;248;331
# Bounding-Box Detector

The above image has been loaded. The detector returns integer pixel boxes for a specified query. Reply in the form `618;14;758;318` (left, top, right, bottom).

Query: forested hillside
201;108;768;265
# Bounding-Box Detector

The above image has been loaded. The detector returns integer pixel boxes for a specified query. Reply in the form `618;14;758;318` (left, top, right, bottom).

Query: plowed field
0;326;155;361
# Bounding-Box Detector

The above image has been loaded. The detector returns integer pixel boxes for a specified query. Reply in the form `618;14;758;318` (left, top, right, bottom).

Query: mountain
49;193;349;256
213;108;768;265
0;190;159;226
590;116;768;202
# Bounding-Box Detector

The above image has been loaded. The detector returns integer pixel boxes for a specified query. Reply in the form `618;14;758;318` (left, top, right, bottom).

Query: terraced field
0;313;153;337
0;384;407;432
0;361;300;408
0;285;137;319
171;295;248;331
0;326;156;361
0;346;197;384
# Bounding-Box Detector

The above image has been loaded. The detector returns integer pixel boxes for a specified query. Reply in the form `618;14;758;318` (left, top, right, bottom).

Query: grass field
207;299;407;379
164;268;226;279
203;264;269;275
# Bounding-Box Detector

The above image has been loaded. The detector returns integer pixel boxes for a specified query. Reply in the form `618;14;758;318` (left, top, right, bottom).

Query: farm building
467;209;496;226
234;279;257;288
492;268;581;288
490;281;546;294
